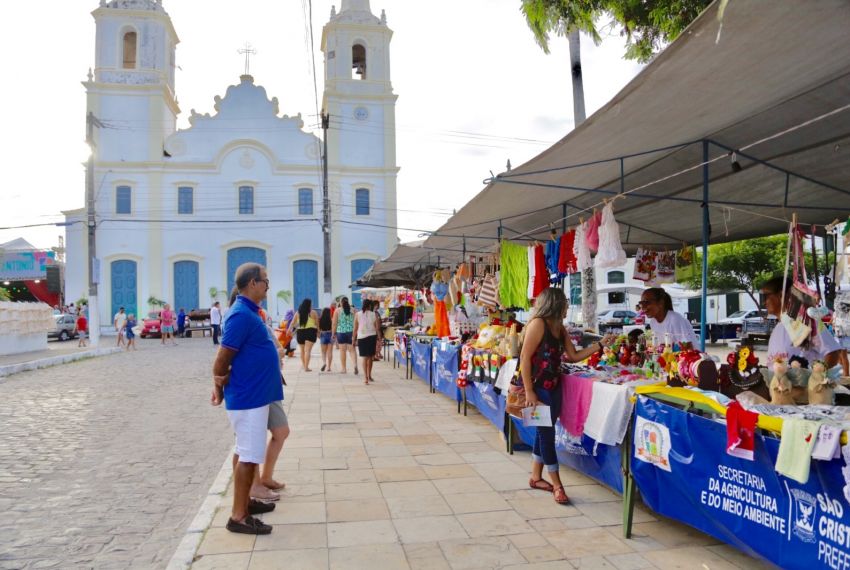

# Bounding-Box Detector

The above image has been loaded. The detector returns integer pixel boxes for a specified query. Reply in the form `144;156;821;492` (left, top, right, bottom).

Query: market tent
354;242;438;289
423;0;850;257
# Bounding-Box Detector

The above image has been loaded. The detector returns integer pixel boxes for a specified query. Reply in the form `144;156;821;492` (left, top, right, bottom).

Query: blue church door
173;261;199;312
227;247;267;307
293;260;318;310
111;260;137;319
350;258;374;309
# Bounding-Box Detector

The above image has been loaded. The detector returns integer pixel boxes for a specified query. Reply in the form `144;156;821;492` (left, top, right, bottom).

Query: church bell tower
86;0;180;163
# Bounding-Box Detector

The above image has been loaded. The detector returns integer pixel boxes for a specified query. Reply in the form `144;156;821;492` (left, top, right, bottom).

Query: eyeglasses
255;278;270;287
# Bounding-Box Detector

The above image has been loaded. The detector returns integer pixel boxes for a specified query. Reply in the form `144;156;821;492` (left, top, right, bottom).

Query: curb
166;450;234;570
0;347;124;378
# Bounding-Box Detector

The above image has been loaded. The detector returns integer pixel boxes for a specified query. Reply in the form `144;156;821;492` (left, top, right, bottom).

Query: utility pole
321;112;332;304
85;111;104;346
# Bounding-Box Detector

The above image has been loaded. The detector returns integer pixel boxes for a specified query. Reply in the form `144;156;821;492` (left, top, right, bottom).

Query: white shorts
226;405;269;464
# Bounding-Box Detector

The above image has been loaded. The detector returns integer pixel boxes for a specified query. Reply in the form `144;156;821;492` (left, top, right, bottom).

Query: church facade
64;0;398;326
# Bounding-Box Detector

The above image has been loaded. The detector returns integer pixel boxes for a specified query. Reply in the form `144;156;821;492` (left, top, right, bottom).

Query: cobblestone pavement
191;354;772;570
0;337;233;569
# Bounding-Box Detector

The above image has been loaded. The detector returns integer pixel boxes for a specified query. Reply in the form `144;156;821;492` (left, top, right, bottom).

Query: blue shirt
221;295;284;410
177;312;186;327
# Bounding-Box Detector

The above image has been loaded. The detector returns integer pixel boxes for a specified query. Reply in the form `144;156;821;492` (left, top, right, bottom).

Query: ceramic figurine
770;359;796;405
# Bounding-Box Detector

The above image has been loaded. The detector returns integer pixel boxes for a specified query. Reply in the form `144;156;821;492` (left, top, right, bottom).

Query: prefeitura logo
789;488;817;544
634;416;672;472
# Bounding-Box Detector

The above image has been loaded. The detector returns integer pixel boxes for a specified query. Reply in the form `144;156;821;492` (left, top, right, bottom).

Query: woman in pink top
160;303;178;346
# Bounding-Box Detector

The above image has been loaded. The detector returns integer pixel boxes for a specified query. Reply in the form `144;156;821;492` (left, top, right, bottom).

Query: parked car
140;311;162;338
709;310;768;342
48;314;78;341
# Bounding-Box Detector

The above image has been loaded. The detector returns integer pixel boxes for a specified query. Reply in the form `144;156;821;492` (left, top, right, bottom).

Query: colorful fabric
675;246;698;282
558;230;577;275
532;244;549;298
499;240;529;309
545;238;559;275
585;210;603;253
726;401;759;461
433;299;450;337
527;246;536;300
561;372;594;437
574;222;593;272
633;248;657;282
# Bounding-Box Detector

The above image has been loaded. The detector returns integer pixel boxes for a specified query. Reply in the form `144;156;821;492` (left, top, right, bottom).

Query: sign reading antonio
632;396;850;569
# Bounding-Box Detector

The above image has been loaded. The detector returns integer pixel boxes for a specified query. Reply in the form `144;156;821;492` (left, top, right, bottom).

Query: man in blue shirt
211;263;283;535
177;308;186;337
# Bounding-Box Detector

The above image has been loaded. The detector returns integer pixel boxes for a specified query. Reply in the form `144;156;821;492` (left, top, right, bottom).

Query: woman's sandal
553;485;570;505
529;478;554;492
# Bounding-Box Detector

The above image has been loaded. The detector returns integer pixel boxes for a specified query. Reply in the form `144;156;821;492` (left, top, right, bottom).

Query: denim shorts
320;331;333;345
336;332;353;345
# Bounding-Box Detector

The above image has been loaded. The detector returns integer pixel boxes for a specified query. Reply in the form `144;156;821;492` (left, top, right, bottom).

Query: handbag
782;218;818;346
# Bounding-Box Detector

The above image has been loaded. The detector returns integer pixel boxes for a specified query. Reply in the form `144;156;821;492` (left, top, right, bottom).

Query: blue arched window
238;186;254;214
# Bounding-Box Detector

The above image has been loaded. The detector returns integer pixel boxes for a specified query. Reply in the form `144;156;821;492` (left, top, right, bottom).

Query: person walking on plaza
160;303;177;346
332;296;356;374
210;301;222;345
290;298;319;372
353;299;378;384
518;287;613;505
177;307;187;338
211;263;282;535
114;307;127;347
75;312;88;347
319;307;334;372
125;314;137;350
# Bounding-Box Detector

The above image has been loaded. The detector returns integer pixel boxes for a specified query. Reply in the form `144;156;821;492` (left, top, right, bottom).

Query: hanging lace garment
574;221;593;272
594;203;627;268
527;245;536;300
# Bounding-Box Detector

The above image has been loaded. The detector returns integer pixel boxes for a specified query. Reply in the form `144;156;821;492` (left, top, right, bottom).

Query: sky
0;0;642;251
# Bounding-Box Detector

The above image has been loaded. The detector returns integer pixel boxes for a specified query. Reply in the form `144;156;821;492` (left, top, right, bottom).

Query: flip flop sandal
250;490;280;502
553;485;570;505
226;515;272;535
247;499;276;515
529;478;554;492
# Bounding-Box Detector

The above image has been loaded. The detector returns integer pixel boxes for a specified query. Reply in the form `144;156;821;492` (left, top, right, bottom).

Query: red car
140;311;162;338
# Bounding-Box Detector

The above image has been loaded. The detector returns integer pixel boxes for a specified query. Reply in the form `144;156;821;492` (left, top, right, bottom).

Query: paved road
0;337;234;569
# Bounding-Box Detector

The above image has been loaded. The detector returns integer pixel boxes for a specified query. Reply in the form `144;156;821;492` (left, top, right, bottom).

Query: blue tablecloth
632;395;850;569
431;342;461;402
410;341;431;383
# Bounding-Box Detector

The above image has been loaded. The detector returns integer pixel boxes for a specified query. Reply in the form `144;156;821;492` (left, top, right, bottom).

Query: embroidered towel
775;418;820;484
560;374;594;438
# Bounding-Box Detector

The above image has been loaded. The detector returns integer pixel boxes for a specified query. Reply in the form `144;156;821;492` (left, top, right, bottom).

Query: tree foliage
0;287;9;302
520;0;713;62
685;236;834;308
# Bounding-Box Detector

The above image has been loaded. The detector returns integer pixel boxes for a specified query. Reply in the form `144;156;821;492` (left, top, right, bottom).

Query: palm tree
521;0;600;330
0;287;9;302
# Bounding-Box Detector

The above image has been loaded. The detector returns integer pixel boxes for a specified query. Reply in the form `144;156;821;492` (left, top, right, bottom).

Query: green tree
275;289;292;316
0;287;9;301
685;235;834;308
147;295;166;310
520;0;713;63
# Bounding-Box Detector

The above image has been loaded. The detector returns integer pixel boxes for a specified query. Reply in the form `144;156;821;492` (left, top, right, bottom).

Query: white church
64;0;398;327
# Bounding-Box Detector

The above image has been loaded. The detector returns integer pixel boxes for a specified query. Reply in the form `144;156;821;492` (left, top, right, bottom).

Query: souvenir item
654;250;676;284
430;270;451;338
499;240;529;310
675;246;698;283
558;230;577;275
633;248;657;282
769;358;796;405
807;360;834;405
594;203;627;268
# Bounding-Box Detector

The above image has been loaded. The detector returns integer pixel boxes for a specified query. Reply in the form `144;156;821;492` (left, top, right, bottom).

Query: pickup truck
740;315;778;343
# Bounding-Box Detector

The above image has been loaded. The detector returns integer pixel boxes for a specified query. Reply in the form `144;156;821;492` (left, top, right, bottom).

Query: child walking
75;313;88;347
125;314;137;350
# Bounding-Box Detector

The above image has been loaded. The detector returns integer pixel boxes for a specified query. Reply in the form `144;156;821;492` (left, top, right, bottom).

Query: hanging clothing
726;401;759;461
585;210;603;253
775;418;820;484
532;244;549;298
499;240;529;310
558;230;577;275
545;238;559;275
574;222;593;272
633;248;657;282
527;246;536;300
594;203;627;269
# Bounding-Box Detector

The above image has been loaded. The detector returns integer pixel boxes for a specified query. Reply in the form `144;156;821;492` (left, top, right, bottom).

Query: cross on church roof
238;42;257;76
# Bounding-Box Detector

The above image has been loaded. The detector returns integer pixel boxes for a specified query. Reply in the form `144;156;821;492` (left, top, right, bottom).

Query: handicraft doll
430;269;451;338
807;360;835;405
769;357;796;405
